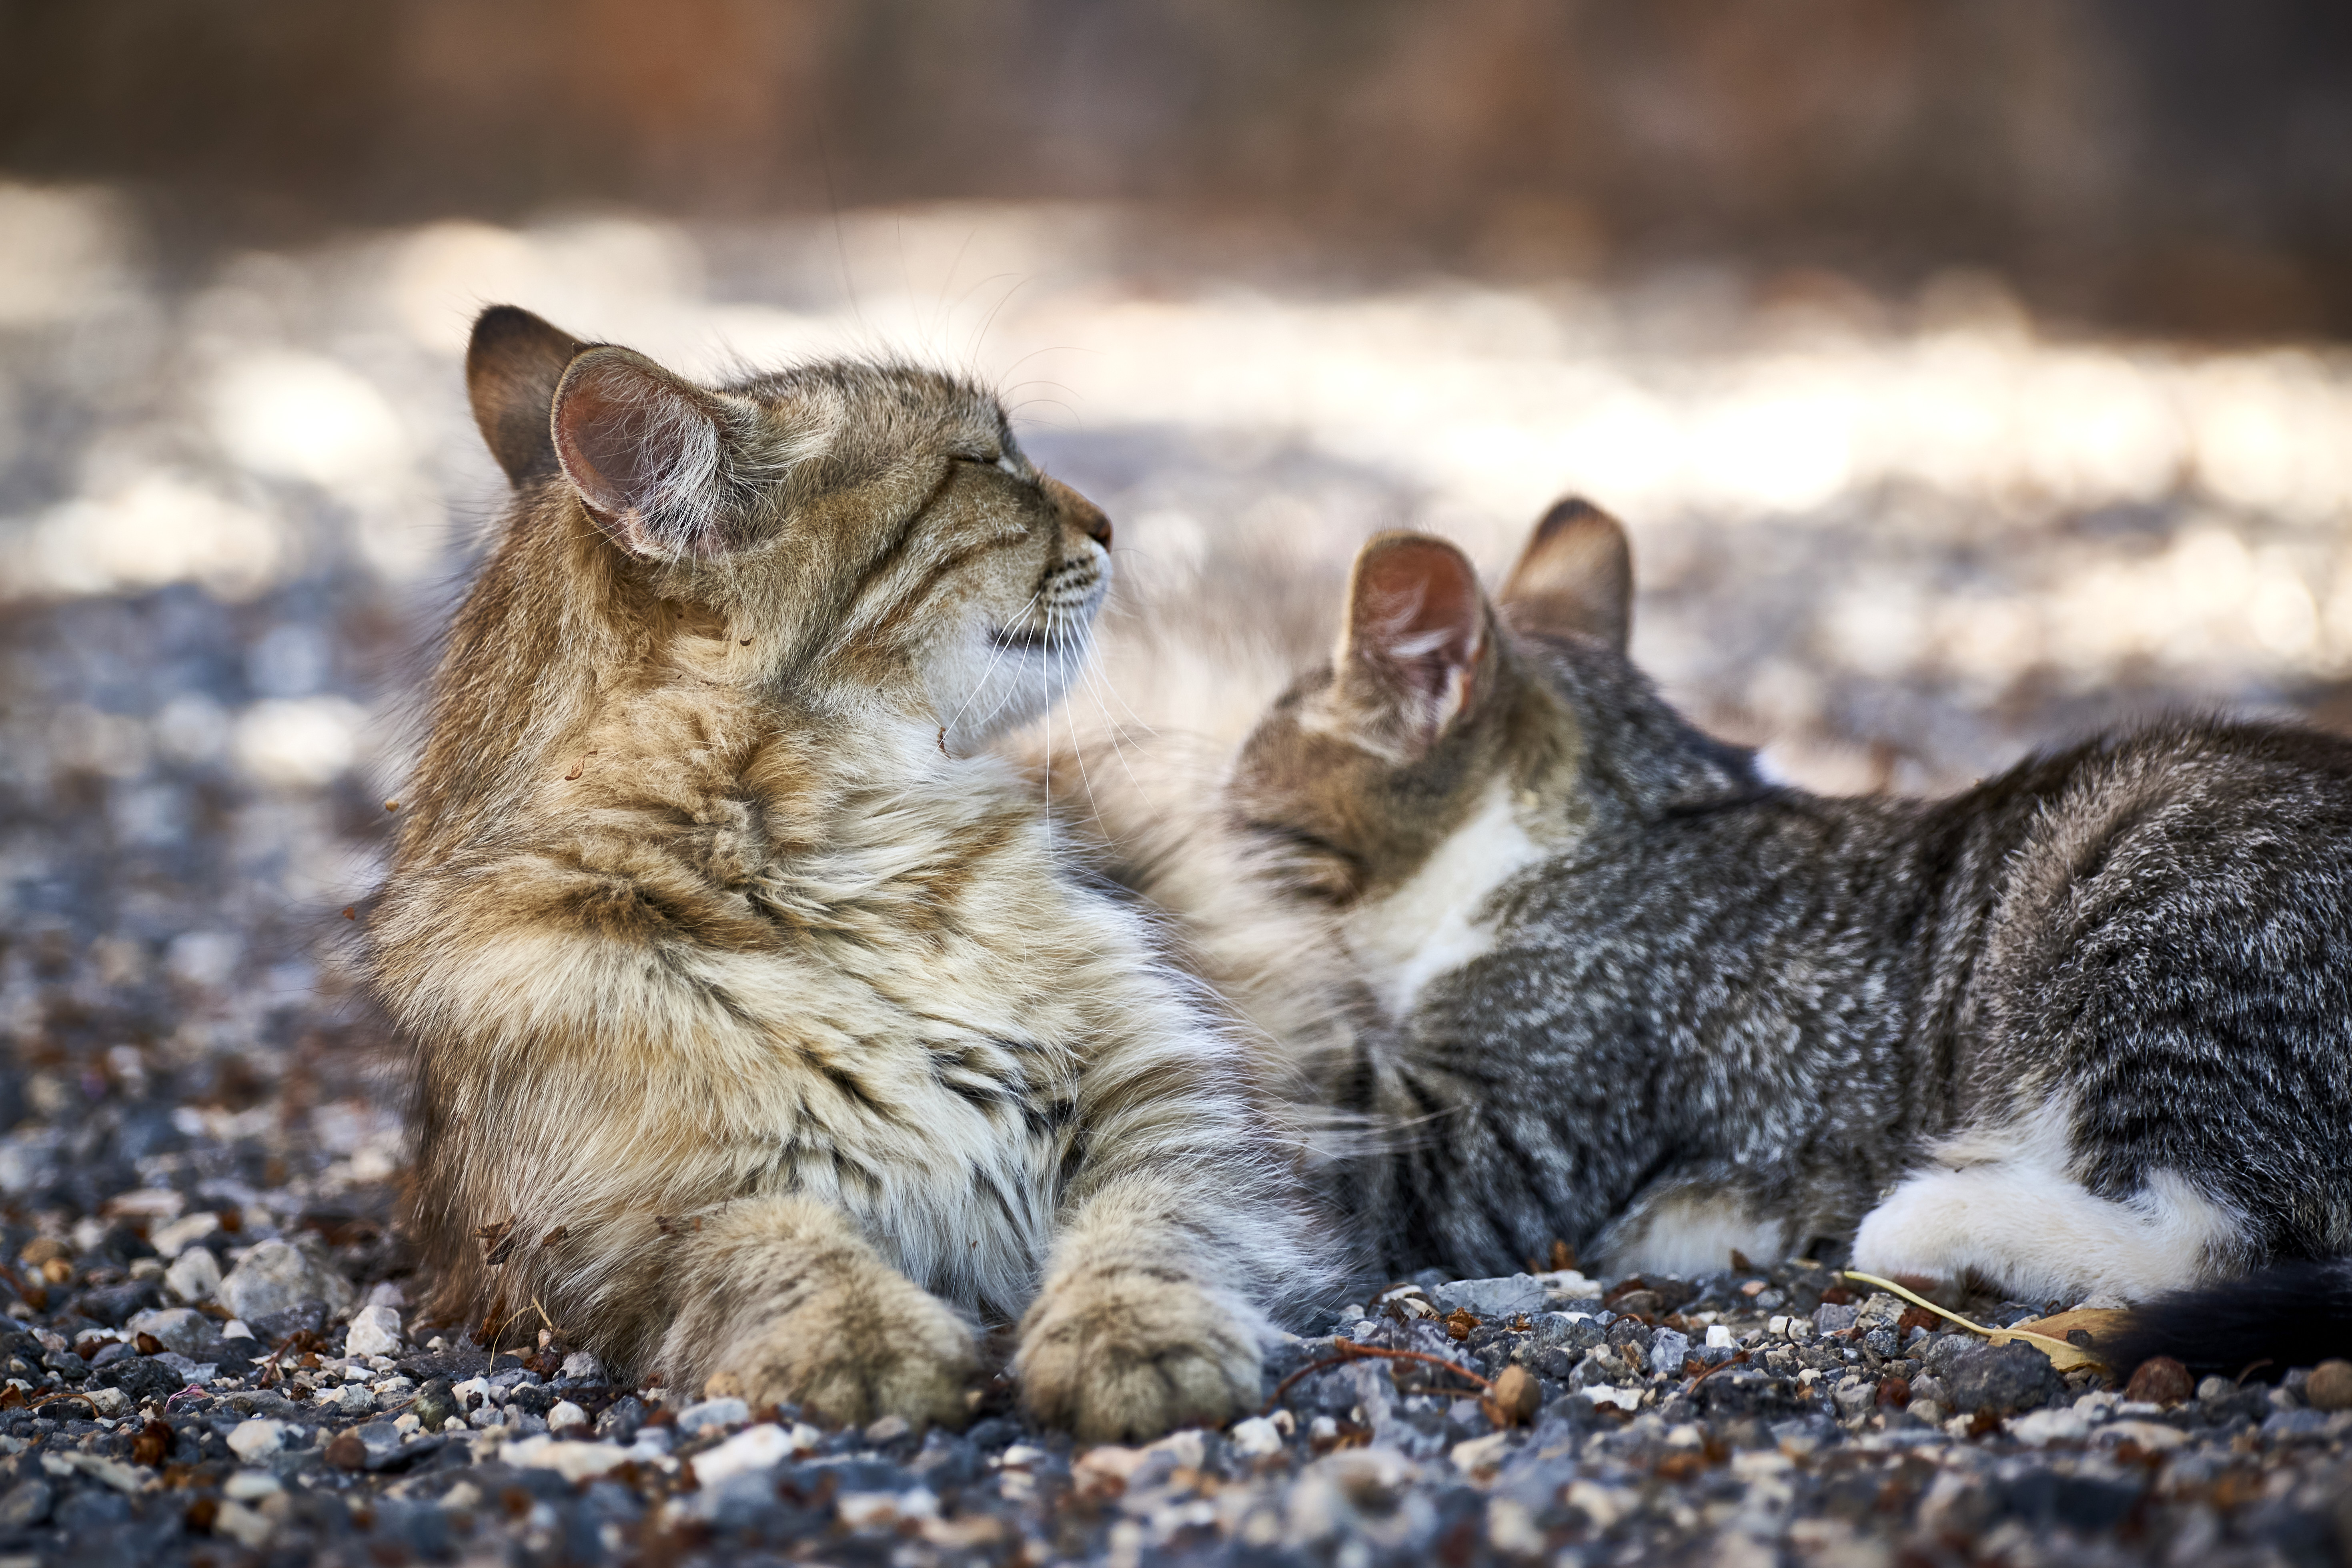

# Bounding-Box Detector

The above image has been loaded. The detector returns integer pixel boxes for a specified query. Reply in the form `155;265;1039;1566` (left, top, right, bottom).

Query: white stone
164;1246;222;1305
1148;1430;1207;1471
84;1387;130;1418
1489;1496;1545;1556
503;1436;629;1483
547;1400;588;1432
393;1412;421;1436
1450;1430;1513;1476
213;1498;274;1548
1579;1385;1644;1412
675;1396;749;1435
2096;1420;2188;1451
40;1450;152;1493
223;1470;282;1500
1227;1416;1287;1458
1705;1324;1735;1349
2006;1406;2090;1446
689;1423;792;1487
836;1488;936;1529
227;1419;289;1462
345;1304;402;1358
1566;1480;1633;1528
149;1212;220;1259
220;1318;254;1342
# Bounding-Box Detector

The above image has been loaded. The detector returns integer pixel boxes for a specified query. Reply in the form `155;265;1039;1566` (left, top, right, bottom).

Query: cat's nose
1044;476;1113;550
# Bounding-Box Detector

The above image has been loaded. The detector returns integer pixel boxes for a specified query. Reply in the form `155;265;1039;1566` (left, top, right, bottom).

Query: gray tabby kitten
1224;499;2352;1312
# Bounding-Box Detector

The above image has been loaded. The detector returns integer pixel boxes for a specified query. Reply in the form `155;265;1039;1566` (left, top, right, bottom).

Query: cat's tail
2102;1259;2352;1382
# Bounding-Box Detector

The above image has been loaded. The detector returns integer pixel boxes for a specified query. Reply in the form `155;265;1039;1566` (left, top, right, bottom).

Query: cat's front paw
1014;1266;1262;1443
719;1272;978;1432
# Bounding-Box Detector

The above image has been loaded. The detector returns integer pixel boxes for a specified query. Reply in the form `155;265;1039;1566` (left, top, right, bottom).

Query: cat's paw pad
1015;1267;1261;1443
723;1276;978;1432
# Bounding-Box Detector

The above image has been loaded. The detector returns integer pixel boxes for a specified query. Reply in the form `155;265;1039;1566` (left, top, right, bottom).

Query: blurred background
0;2;2348;1233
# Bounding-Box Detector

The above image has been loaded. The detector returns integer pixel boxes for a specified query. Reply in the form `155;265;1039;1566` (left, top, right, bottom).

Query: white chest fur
1344;779;1547;1022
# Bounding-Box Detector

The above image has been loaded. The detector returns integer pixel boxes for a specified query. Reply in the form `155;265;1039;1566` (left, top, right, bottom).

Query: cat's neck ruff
1342;777;1549;1023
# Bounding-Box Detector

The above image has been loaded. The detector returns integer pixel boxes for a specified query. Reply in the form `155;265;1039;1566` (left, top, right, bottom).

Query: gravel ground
0;1243;2348;1567
6;186;2352;1566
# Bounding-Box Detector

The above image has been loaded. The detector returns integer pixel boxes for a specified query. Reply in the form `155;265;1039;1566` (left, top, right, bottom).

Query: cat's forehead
726;359;1007;441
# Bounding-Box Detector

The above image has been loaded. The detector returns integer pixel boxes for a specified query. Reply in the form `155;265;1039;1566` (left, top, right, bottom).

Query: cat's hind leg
656;1195;979;1429
1849;1104;2248;1304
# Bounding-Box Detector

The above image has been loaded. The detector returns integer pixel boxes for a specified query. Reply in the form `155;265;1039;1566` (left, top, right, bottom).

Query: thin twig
1262;1339;1493;1415
1686;1350;1750;1390
1840;1270;2098;1366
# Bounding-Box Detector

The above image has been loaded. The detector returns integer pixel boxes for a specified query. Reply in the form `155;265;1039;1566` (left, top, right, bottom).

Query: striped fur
1216;503;2352;1308
367;307;1330;1438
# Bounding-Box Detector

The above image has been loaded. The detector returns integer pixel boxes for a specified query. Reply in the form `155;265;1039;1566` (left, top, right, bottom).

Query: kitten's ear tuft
1501;496;1633;651
1340;533;1487;751
466;306;581;487
552;346;735;559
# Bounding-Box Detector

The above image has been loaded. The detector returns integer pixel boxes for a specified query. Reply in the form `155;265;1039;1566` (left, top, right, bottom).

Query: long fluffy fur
369;309;1335;1439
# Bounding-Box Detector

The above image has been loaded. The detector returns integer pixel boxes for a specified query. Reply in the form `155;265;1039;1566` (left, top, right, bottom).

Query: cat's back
1974;713;2352;949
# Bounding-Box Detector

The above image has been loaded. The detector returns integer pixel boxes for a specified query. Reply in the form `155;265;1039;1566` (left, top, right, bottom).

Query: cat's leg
1849;1104;2247;1304
1013;994;1322;1442
654;1195;979;1429
1015;1173;1276;1443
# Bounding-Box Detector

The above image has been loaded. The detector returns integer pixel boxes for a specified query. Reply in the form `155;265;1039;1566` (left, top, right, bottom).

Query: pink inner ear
556;373;660;513
1350;538;1484;707
551;352;719;536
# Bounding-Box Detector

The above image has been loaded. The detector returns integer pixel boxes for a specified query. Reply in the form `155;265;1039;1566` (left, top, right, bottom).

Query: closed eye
950;451;1030;482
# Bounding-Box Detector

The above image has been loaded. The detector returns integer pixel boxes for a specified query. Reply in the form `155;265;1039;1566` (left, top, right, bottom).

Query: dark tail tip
2102;1259;2352;1382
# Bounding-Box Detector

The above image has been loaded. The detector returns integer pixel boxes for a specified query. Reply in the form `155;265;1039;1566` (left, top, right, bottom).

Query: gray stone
354;1419;406;1456
1428;1275;1548;1320
217;1238;354;1324
1854;1292;1907;1333
1833;1381;1879;1421
1813;1303;1859;1334
0;1478;51;1529
124;1306;219;1359
2261;1408;2332;1442
1945;1340;2065;1416
409;1378;457;1432
1649;1329;1692;1376
595;1395;648;1443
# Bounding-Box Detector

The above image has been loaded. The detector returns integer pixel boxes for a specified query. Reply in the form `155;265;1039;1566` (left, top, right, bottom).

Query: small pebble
1491;1365;1541;1424
2303;1359;2352;1412
2124;1355;2194;1406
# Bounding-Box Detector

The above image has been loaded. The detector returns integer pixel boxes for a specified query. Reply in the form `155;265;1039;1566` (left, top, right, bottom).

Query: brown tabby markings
369;306;1327;1440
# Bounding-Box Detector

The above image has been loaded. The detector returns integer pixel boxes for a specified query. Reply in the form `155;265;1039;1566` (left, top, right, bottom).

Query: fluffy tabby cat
364;305;1328;1439
1222;499;2352;1320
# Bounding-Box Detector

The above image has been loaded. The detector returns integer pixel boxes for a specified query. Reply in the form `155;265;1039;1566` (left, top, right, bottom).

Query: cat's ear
466;305;581;487
1338;533;1488;752
552;346;740;560
1500;496;1632;652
